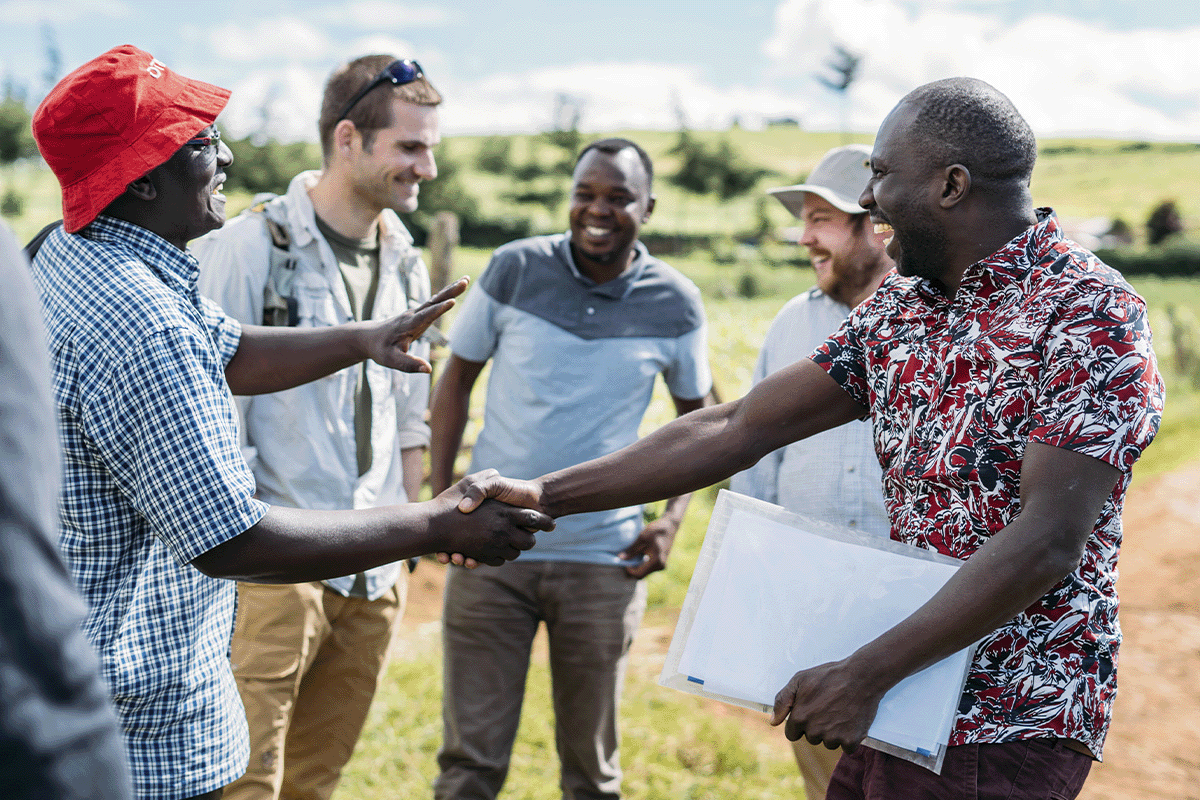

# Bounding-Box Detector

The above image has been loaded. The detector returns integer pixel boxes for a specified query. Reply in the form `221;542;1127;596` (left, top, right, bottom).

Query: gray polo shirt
450;233;711;564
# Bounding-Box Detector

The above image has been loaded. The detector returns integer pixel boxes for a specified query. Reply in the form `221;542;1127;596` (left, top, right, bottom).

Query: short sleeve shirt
811;210;1163;756
450;233;711;563
32;216;268;799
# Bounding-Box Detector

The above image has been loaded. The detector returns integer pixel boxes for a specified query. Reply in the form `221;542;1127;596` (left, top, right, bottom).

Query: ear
643;194;656;223
939;164;970;209
334;119;360;158
124;174;156;202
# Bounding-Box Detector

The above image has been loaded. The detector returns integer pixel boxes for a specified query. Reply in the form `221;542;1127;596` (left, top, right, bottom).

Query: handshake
430;469;551;567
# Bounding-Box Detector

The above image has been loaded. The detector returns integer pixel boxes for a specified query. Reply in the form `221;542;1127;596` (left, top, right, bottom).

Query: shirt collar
288;170;413;248
556;234;650;300
86;215;200;294
916;207;1060;302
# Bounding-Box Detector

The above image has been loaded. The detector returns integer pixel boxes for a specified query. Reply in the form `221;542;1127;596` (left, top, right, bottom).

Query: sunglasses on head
335;59;424;123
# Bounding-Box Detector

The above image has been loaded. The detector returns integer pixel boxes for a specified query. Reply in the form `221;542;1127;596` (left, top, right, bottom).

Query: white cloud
763;0;1200;139
208;18;331;63
0;0;130;23
220;64;327;142
310;1;456;29
438;61;804;135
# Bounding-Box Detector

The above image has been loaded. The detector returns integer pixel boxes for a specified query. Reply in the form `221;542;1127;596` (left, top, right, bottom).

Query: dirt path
396;462;1200;797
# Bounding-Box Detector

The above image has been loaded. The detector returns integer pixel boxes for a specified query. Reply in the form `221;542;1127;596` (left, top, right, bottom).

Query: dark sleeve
0;223;132;800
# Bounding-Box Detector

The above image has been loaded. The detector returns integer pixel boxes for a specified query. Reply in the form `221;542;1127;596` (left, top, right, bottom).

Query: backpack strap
250;196;299;326
24;220;63;263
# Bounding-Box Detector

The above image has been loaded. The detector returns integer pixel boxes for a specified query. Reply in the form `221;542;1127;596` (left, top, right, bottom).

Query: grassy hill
3;127;1196;246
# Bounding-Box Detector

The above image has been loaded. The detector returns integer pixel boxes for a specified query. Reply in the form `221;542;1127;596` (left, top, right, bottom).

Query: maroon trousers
826;739;1092;800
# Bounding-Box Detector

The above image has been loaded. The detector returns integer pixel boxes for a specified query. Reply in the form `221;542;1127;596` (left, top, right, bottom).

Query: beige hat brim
767;185;867;218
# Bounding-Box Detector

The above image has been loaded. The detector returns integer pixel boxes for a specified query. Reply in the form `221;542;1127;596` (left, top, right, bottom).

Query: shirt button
847;466;855;473
586;307;595;315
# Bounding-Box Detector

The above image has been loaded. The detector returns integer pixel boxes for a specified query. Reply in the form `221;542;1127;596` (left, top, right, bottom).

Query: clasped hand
435;469;548;568
431;472;553;567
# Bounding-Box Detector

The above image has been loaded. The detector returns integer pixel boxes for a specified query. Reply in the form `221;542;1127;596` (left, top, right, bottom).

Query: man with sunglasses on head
194;54;445;800
30;46;551;800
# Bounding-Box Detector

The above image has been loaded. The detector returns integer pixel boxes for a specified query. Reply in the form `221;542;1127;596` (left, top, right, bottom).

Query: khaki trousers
224;579;405;800
792;738;843;799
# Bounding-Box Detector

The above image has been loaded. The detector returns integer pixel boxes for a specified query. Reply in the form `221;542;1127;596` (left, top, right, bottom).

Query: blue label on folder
687;676;704;685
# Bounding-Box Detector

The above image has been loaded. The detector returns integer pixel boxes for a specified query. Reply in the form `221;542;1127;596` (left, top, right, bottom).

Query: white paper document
660;490;977;773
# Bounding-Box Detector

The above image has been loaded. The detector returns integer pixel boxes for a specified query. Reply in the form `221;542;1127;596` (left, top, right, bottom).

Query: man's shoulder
489;233;563;265
635;250;704;305
476;234;566;300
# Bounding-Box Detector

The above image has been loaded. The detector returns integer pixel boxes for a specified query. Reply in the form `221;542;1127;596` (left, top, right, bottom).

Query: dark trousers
827;739;1092;800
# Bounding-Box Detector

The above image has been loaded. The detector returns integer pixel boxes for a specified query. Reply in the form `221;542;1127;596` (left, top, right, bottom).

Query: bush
1;188;23;217
224;137;321;196
1097;243;1200;277
475;136;512;174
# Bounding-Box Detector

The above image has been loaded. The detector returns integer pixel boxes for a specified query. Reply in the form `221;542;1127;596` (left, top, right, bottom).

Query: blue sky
2;0;1198;141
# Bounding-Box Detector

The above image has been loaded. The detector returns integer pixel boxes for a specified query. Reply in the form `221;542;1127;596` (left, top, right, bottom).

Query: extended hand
769;659;887;752
619;516;678;578
367;277;468;373
453;468;546;515
431;475;554;567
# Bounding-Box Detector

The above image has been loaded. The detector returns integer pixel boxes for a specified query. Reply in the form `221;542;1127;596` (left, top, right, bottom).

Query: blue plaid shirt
32;216;268;799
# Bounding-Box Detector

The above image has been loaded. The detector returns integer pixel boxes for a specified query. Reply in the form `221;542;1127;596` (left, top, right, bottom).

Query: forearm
191;502;448;582
540;401;755;518
429;356;483;495
542;364;857;518
848;513;1092;699
429;398;468;495
226;322;372;395
402;447;425;502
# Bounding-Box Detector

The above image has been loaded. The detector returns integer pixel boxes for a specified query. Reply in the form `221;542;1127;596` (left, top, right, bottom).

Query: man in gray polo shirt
430;138;712;800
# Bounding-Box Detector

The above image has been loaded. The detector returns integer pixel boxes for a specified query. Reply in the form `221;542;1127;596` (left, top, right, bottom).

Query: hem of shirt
176;498;270;565
949;725;1105;762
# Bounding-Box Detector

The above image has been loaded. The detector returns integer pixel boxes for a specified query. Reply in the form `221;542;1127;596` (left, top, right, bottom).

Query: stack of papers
659;490;977;774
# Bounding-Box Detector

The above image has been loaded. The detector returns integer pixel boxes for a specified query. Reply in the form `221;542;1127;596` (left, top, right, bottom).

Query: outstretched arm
459;357;864;518
224;278;468;395
190;476;554;582
620;392;712;578
769;441;1121;751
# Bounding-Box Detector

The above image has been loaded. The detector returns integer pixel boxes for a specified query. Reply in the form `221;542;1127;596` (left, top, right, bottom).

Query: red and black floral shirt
811;210;1164;757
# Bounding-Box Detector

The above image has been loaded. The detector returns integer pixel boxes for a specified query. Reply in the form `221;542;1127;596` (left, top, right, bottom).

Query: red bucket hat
32;45;231;233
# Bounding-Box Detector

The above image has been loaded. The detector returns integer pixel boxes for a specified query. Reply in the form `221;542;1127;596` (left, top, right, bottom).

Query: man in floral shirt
456;77;1164;800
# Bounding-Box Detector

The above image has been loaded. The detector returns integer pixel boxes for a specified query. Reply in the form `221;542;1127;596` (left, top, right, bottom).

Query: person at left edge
29;44;552;800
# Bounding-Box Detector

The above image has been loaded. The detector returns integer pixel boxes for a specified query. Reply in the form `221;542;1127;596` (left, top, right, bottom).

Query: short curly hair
318;55;441;161
901;77;1036;185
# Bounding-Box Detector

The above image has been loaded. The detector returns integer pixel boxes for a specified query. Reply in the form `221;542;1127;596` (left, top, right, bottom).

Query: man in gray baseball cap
730;143;893;800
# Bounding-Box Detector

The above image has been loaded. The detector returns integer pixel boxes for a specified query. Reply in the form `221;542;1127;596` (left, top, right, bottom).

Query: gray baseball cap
767;143;873;217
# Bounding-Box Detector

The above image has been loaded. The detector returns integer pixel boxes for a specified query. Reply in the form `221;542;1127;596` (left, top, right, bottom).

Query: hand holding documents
659;490;978;774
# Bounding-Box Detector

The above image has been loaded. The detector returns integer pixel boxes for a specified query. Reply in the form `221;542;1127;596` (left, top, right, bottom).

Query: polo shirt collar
556;234;650;301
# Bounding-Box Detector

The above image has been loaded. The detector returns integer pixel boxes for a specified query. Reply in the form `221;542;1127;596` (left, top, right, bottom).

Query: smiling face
568;147;655;283
798;193;891;307
859;102;951;283
348;98;439;215
149;124;233;248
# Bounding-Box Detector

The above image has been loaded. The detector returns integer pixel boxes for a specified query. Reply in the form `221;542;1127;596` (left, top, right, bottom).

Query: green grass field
4;130;1198;799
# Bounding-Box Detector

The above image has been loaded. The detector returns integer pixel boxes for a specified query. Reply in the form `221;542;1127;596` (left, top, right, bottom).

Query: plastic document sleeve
659;489;978;774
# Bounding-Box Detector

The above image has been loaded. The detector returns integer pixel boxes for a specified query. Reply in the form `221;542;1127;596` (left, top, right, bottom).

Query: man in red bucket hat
29;45;552;800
